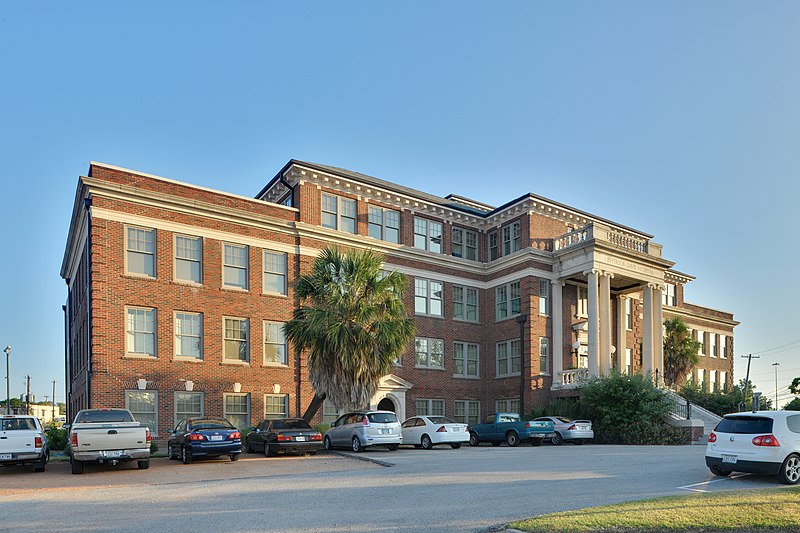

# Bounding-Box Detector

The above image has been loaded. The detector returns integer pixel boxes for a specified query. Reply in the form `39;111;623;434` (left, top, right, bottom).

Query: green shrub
315;423;330;436
46;425;68;451
784;397;800;411
529;398;587;421
150;441;159;453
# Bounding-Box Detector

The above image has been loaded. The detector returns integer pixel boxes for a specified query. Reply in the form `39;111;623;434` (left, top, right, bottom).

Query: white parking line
678;473;750;492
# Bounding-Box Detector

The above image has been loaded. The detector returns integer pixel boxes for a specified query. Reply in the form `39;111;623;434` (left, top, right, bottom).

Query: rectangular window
223;243;248;289
223;317;249;362
175;312;202;359
720;335;727;358
577;287;588;317
415;338;444;369
413;217;443;253
452;285;478;322
720;371;727;391
496;339;521;377
174;392;203;425
321;193;338;229
496;281;521;320
263;321;287;365
175;235;202;284
495;399;520;414
368;206;400;243
453;342;479;378
625;298;632;330
662;284;676;306
415;399;445;416
321;193;356;233
414;278;443;316
264;394;289;418
697;368;706;391
502;222;520;255
697;330;705;356
625;348;632;374
262;250;287;295
489;231;499;261
224;393;250;429
454;400;480;426
126;307;156;357
452;227;478;260
323;400;343;426
539;280;549;315
126;391;158;435
710;333;717;358
710;370;718;392
126;227;155;277
539;337;549;374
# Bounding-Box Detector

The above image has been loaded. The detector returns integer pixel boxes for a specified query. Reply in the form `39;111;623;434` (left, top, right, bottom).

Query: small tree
784;397;800;411
790;378;800;395
663;317;700;387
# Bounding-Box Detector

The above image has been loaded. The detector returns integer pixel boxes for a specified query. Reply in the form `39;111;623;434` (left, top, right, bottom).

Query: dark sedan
167;418;242;464
245;418;323;457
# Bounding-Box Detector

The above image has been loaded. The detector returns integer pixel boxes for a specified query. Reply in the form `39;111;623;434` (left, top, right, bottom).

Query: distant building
61;160;737;443
28;404;62;426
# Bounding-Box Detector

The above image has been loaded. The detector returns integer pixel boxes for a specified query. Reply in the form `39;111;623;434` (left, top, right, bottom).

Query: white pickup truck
67;408;151;474
0;415;49;472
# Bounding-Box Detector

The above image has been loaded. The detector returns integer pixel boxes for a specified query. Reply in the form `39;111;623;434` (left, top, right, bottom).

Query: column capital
552;278;566;287
602;271;615;279
582;269;601;277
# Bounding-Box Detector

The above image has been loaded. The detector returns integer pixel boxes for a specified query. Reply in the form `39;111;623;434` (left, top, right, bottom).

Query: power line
749;338;800;356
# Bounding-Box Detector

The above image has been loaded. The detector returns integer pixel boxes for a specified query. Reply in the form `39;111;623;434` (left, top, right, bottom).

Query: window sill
261;292;288;298
415;366;446;371
123;274;157;282
123;354;157;360
220;360;250;366
496;373;521;379
173;280;203;288
221;286;249;293
495;315;522;324
173;357;204;363
537;372;551;377
453;318;481;324
452;375;480;380
261;362;289;368
415;313;445;320
539;313;550;318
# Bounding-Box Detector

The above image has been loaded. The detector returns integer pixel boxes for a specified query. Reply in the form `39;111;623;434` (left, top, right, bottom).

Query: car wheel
491;441;502;447
181;446;193;465
137;459;150;470
265;444;277;457
308;451;318;456
530;438;542;447
352;436;364;453
33;459;46;473
450;443;462;449
387;444;399;451
469;433;479;447
506;431;520;447
70;458;84;475
168;445;177;460
710;465;732;477
230;454;240;462
421;434;433;450
246;439;255;454
778;454;800;485
551;432;563;446
323;436;333;451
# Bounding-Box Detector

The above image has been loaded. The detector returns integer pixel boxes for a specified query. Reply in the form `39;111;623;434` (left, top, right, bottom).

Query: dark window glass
191;419;235;430
367;413;398;424
715;416;774;434
786;415;800;434
75;410;135;423
427;416;457;425
271;419;312;430
1;418;37;431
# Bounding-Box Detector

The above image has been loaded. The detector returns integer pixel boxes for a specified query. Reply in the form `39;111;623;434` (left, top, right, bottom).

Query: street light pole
773;362;780;410
4;346;11;415
516;314;528;419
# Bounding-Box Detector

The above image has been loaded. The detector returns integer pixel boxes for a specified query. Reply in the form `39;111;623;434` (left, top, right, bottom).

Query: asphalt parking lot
0;444;792;532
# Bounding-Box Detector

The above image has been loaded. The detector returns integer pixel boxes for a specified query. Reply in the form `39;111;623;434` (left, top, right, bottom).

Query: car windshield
191;419;234;430
1;418;37;431
368;413;398;424
716;416;774;434
427;417;457;425
75;410;135;423
271;419;312;430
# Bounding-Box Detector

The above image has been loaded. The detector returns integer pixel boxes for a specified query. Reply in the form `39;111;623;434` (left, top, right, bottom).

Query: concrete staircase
662;389;721;444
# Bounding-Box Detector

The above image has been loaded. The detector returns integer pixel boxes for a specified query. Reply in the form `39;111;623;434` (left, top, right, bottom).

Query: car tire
352;436;364;453
168;445;177;460
308;451;318;456
506;431;520;447
230;454;240;462
33;452;47;473
265;444;276;457
137;459;150;470
246;439;255;453
469;433;479;447
551;432;563;446
324;436;333;450
181;446;192;465
421;435;434;450
387;444;399;451
71;458;84;475
491;441;502;447
530;438;542;447
709;465;732;477
778;454;800;485
450;443;462;449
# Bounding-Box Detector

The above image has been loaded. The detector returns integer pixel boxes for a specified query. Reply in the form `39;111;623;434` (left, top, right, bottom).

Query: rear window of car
1;418;37;431
191;419;234;430
556;417;573;423
427;417;457;425
368;413;398;424
716;416;774;434
75;410;135;423
271;419;312;430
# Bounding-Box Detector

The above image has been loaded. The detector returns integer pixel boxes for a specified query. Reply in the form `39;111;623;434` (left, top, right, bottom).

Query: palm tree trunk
302;392;327;423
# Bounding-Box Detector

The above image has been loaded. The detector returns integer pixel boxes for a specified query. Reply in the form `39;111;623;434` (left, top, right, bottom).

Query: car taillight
145;428;152;443
277;434;292;442
35;436;42;448
363;417;369;426
752;434;780;447
310;433;322;441
188;433;205;441
71;432;78;446
568;425;577;430
229;431;240;440
707;432;716;443
437;426;447;433
524;422;531;429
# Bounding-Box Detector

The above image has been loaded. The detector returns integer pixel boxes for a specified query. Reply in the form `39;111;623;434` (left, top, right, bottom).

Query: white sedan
401;416;470;450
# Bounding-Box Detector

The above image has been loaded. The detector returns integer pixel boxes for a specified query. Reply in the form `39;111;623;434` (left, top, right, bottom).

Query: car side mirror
63;424;70;431
249;426;256;432
330;422;336;428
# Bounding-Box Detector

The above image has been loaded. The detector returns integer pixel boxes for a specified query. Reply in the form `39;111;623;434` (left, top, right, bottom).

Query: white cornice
663;307;738;329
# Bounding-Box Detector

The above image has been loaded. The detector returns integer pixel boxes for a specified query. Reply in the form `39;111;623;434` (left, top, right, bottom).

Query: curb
327;450;395;467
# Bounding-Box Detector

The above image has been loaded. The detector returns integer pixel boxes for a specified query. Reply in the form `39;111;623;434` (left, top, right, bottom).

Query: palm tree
284;247;415;421
663;317;701;387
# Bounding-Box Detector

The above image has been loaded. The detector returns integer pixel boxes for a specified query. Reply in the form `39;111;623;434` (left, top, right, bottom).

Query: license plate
209;435;223;441
722;454;737;464
295;436;306;442
0;453;11;460
380;429;390;435
102;450;122;458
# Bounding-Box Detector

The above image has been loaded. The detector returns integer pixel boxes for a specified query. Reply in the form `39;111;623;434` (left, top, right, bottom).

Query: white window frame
174;311;203;360
697;368;706;391
125;226;156;278
263;320;287;365
496;281;521;321
577;286;588;318
262;250;287;295
710;333;717;358
454;400;480;426
413;217;443;253
126;390;158;436
539;280;549;316
662;283;676;306
502;221;520;255
488;231;499;261
539;337;549;374
496;339;521;377
625;348;632;374
223;393;250;429
452;285;479;322
223;317;249;363
415;398;445;416
368;205;400;243
696;330;705;356
720;335;727;359
264;394;289;418
495;399;520;414
451;227;477;260
625;298;632;330
174;234;202;285
174;391;204;425
415;337;445;369
126;306;156;358
414;278;444;317
720;371;727;391
453;341;479;378
710;370;718;392
222;243;249;290
321;193;357;234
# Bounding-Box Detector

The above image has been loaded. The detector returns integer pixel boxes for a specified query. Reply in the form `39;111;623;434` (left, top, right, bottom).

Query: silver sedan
533;416;594;445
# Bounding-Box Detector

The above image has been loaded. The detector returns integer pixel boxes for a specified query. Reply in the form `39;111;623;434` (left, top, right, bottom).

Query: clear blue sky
1;2;798;406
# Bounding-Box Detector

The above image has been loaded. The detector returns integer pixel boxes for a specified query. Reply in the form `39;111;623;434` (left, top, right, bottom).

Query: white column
599;272;613;375
616;295;627;373
642;284;653;378
586;270;600;378
653;286;664;386
551;280;564;385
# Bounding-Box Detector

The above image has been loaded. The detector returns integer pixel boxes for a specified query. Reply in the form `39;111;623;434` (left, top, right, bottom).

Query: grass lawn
509;486;800;532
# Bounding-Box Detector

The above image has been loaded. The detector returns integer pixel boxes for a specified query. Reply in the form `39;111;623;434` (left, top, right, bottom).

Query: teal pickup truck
468;412;555;447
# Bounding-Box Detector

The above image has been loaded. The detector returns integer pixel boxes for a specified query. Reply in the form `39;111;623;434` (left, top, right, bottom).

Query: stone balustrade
558;368;590;387
554;222;657;256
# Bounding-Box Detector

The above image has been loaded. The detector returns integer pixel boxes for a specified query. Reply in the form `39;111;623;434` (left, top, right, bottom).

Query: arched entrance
377;397;396;412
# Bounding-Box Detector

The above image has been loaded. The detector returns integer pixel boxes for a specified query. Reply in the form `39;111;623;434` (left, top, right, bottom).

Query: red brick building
60;160;737;444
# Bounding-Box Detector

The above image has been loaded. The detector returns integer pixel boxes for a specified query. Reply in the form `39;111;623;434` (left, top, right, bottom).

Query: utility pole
741;353;760;411
52;380;56;422
25;375;31;415
773;362;780;410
